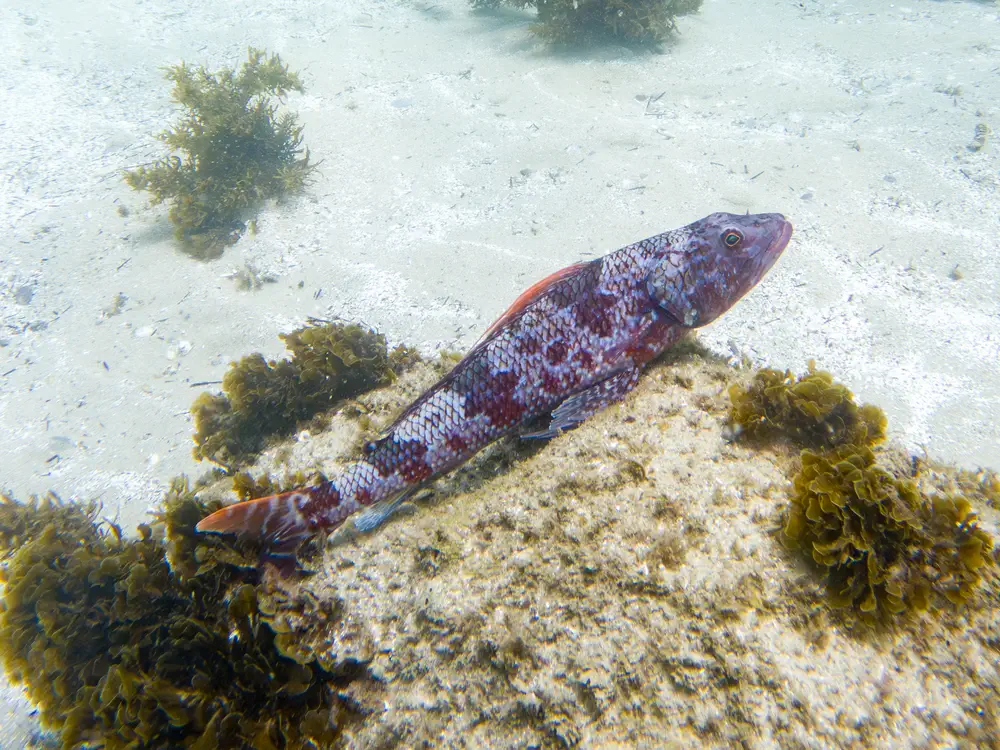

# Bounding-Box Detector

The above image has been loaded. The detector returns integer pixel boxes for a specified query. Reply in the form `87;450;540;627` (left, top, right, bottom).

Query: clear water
1;0;998;746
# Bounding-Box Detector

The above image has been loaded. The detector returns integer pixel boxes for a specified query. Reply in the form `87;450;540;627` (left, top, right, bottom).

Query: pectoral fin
521;366;642;439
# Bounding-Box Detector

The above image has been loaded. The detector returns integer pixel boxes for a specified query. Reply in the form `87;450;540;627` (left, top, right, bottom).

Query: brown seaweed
0;481;346;749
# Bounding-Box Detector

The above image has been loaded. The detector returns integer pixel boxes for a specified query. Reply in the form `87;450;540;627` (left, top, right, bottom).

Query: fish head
648;211;792;328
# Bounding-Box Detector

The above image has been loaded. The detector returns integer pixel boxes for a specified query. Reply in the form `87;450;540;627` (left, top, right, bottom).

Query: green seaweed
782;445;994;625
191;321;418;470
471;0;703;45
0;481;344;749
124;48;315;257
727;360;887;450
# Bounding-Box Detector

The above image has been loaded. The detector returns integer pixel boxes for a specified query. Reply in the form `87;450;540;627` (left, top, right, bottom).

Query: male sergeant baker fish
197;212;793;569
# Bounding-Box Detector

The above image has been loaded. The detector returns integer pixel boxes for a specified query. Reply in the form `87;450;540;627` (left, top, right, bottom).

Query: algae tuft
124;48;315;257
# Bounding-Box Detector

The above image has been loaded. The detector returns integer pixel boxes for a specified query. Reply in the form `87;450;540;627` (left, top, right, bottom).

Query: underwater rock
212;350;999;747
3;349;998;747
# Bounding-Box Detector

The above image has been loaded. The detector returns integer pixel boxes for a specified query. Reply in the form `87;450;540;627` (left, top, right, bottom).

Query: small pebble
166;340;193;360
14;285;34;305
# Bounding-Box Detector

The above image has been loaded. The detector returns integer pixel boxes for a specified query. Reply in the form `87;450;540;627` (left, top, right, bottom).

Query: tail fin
196;491;316;572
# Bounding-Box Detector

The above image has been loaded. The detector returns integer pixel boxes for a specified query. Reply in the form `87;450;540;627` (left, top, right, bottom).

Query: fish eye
722;230;743;249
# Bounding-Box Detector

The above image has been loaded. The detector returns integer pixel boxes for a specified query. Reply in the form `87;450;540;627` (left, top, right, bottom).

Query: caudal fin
196;490;317;569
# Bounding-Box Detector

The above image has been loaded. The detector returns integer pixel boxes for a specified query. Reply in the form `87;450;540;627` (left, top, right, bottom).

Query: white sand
1;0;998;745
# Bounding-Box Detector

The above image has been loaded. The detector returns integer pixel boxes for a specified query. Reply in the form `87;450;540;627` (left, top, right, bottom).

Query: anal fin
353;489;416;533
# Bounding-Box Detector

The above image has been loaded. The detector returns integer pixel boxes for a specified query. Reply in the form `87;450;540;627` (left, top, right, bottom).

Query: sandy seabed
1;0;999;746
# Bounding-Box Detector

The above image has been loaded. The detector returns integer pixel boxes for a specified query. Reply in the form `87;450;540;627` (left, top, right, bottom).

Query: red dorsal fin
382;261;593;435
475;262;590;346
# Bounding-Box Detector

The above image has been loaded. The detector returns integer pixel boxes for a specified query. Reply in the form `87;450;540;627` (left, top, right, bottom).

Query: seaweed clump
782;445;994;625
124;48;315;257
728;362;994;625
0;482;345;749
471;0;703;45
727;360;887;450
191;320;417;469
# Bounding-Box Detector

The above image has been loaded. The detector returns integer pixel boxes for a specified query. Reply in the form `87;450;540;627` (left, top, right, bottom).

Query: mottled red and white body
197;212;793;568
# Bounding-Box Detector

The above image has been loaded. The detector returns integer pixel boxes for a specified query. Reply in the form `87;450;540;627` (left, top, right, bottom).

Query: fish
196;211;793;569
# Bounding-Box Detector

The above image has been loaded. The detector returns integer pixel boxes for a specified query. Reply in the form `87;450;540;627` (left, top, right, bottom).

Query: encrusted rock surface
210;348;999;748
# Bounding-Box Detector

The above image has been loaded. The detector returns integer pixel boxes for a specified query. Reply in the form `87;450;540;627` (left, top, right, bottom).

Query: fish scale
197;212;793;570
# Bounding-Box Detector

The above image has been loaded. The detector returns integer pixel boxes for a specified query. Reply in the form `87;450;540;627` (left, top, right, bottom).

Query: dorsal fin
474;262;590;346
380;260;594;437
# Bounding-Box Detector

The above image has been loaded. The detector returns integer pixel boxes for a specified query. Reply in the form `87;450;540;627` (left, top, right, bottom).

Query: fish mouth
768;217;794;256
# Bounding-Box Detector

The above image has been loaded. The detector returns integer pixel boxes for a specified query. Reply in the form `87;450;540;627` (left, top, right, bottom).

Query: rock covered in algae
0;481;347;750
3;341;997;747
727;361;993;625
215;350;999;747
190;320;415;470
